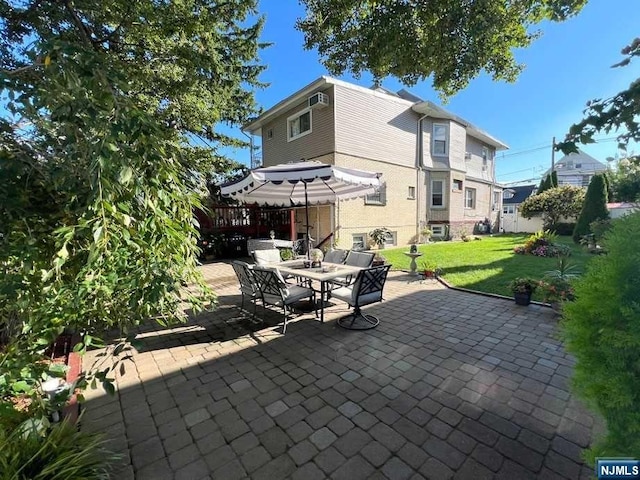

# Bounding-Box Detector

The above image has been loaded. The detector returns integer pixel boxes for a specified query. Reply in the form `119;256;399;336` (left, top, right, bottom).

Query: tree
297;0;586;97
550;170;559;188
572;174;610;242
562;211;640;462
0;0;263;411
520;185;585;231
610;158;640;202
559;38;640;162
537;174;552;194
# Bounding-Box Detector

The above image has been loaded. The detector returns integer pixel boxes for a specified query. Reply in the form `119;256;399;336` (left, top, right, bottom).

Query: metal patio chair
251;266;317;333
231;260;259;319
331;265;391;330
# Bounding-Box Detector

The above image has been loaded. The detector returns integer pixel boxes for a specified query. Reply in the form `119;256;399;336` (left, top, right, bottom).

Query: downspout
490;150;497;232
416;113;429;242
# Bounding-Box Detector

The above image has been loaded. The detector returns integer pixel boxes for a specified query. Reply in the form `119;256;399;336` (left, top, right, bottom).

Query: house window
365;185;386;205
432;123;448;156
464;188;476;209
352;234;366;251
431;225;445;237
503;205;515;214
287;109;312;141
266;128;274;140
453;179;463;191
492;191;501;211
431;179;445;208
384;231;396;246
408;186;415;199
575;163;582;169
482;147;489;167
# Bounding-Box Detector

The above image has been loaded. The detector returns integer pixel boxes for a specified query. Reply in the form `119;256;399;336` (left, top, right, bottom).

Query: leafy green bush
573;174;610;243
552;222;576;236
562;211;640;462
0;419;119;479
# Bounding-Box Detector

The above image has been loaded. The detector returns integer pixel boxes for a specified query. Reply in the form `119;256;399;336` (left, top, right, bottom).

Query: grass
380;234;592;300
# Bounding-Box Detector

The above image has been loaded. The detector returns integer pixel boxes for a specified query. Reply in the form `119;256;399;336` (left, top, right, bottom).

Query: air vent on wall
308;92;329;109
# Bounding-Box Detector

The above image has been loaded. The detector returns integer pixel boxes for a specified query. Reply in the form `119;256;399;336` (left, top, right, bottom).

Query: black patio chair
331;265;391;330
330;250;375;288
231;260;259;319
251;266;317;333
324;249;349;264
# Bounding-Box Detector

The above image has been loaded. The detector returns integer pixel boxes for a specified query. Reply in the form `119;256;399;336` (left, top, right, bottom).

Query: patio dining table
269;260;365;323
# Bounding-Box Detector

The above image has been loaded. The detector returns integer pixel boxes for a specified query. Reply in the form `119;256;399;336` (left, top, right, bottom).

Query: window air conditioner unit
308;92;329;109
464;152;472;160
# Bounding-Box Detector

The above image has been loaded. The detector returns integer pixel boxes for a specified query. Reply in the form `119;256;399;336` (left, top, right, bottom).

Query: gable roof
243;76;508;150
543;150;607;177
503;185;537;205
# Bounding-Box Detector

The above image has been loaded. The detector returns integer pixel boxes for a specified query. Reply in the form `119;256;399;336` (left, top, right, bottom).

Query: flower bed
513;230;572;258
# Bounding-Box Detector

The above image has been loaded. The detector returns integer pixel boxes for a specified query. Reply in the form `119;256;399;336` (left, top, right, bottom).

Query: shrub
538;278;575;303
590;218;613;243
509;278;538;294
0;419;118;479
562;211;640;462
573;174;610;243
552;222;576;236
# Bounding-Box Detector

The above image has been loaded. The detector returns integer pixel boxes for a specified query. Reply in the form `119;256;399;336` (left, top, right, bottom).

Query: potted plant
420;227;432;244
538;277;575;313
369;227;391;250
420;260;441;279
509;278;538;306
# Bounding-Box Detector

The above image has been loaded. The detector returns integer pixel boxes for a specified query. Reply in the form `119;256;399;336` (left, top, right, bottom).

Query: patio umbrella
219;161;382;258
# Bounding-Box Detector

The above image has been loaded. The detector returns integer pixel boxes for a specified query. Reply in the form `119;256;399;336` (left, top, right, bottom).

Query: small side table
404;252;423;276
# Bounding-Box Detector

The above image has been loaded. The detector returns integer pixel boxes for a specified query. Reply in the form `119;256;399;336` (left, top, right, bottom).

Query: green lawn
381;234;591;300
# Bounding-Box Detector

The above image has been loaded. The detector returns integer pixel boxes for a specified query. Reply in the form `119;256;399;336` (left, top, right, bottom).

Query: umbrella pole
304;181;311;260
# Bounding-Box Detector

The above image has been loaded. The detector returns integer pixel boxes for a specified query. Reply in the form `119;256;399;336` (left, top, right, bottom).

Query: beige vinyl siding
465;135;495;182
449;122;467;172
334;85;417;167
261;86;335;166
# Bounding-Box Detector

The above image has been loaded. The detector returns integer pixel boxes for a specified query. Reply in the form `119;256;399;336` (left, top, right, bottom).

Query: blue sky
229;0;640;185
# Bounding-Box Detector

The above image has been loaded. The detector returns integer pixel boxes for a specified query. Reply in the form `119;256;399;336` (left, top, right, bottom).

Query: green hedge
562;211;640;462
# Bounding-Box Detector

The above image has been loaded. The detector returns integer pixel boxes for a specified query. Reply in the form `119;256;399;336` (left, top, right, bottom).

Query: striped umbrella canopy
220;161;383;257
219;161;382;206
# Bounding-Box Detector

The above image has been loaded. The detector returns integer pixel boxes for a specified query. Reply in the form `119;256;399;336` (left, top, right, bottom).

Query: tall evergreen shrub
550;170;558;188
572;174;609;242
562;212;640;462
537;174;552;194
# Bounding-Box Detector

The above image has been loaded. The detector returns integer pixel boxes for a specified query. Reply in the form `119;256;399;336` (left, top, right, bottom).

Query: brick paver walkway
82;261;601;479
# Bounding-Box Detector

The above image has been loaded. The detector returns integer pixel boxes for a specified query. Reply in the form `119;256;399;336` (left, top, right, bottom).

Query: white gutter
416;113;429;241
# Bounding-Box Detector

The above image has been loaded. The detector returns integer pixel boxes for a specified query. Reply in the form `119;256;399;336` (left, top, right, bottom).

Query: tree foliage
559;38;640;161
562;211;640;462
572;174;610;242
0;0;263;411
520;185;585;230
297;0;586;97
610;158;640;202
536;172;557;194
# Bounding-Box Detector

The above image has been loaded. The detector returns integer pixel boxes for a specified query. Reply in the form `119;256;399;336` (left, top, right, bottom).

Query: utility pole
551;136;556;173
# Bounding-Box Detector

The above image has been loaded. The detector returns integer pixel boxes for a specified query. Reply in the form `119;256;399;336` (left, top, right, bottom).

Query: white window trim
287;107;313;142
430;179;446;209
453;179;463;192
365;185;386;205
464;187;476;209
503;205;515;215
383;231;397;246
432;123;449;157
352;233;366;251
266;128;274;140
431;225;445;237
408;186;416;200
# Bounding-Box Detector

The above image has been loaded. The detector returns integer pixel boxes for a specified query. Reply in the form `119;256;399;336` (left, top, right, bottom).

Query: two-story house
543;151;607;187
243;76;508;249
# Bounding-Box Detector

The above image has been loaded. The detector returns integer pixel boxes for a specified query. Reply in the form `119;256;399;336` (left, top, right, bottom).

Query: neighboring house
243;76;508;249
543;151;607;187
608;202;638;219
501;185;544;233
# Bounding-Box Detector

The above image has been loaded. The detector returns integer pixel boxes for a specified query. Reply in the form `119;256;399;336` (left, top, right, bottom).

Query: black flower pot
514;292;532;306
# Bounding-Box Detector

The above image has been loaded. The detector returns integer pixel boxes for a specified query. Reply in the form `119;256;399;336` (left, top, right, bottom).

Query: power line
496;136;620;160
